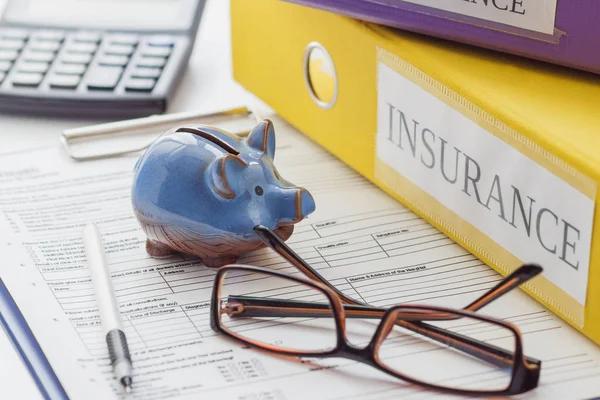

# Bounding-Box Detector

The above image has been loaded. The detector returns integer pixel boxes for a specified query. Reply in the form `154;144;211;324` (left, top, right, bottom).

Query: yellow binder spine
230;0;600;345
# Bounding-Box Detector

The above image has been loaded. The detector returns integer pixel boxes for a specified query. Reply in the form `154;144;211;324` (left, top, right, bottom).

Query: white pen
83;223;133;394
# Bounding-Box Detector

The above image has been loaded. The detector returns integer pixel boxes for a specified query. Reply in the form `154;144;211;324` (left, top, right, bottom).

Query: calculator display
1;0;198;32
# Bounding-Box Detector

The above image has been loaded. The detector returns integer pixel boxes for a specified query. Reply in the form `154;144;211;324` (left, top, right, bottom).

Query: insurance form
0;117;598;400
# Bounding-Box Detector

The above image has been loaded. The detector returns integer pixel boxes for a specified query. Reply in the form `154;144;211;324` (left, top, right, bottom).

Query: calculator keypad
66;42;97;54
0;27;178;94
72;32;101;44
137;57;167;68
49;74;81;89
130;67;161;79
86;66;124;90
1;29;28;40
124;77;156;92
0;50;19;61
29;40;61;52
105;44;135;56
54;63;86;76
17;62;50;74
0;61;11;72
12;72;43;87
98;55;129;67
0;39;25;50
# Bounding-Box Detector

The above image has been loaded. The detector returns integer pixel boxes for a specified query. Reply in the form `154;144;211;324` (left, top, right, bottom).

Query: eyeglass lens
218;269;338;354
377;308;517;391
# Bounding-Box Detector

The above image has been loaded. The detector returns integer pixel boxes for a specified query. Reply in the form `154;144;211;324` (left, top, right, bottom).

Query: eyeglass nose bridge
333;338;381;367
329;304;394;367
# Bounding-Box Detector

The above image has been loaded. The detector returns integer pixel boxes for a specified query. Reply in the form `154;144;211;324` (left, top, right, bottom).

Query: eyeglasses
209;226;542;397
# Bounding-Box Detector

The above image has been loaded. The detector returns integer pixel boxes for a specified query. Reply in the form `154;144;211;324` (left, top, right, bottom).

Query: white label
399;0;557;35
376;61;594;306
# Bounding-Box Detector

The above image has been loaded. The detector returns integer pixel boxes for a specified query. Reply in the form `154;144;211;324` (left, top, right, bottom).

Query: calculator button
104;44;135;56
0;29;29;40
32;30;65;42
72;31;101;44
0;61;12;72
147;35;175;47
136;57;167;68
130;67;161;79
65;42;97;54
106;33;138;45
60;53;93;64
21;50;54;63
17;62;50;74
140;46;171;58
97;55;129;67
0;39;25;51
85;66;123;90
29;40;61;52
54;63;87;75
49;74;81;89
124;77;156;92
0;50;19;61
11;72;44;87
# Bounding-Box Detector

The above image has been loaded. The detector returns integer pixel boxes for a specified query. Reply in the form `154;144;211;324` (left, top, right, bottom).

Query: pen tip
121;377;133;394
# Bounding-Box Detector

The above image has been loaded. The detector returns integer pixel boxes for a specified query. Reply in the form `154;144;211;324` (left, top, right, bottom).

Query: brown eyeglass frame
210;264;540;397
209;226;542;397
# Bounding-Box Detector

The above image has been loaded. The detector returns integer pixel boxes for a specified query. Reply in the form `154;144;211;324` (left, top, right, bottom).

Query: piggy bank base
140;219;294;268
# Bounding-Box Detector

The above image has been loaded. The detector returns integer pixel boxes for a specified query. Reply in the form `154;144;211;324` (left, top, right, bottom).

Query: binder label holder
374;46;596;329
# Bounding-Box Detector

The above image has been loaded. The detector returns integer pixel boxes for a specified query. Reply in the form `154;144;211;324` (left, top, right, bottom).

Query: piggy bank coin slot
176;127;240;155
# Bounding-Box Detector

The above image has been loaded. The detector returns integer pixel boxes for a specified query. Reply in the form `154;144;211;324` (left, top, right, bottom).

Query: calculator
0;0;206;118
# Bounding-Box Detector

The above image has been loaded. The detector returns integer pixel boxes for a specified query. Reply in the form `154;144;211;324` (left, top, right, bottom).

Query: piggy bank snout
268;186;316;226
300;189;316;218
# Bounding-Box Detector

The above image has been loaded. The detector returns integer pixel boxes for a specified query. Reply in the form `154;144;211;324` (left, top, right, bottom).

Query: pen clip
61;106;262;161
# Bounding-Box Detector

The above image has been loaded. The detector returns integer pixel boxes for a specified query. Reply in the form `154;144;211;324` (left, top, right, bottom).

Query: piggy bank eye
254;186;264;196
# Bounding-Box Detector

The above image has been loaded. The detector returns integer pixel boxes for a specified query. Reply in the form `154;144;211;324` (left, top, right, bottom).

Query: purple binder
283;0;600;75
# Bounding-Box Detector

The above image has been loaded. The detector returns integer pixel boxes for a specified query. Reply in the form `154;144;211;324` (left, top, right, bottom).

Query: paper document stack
0;116;598;398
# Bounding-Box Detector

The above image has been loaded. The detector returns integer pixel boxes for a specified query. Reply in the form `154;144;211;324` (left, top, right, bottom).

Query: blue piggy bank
131;119;316;267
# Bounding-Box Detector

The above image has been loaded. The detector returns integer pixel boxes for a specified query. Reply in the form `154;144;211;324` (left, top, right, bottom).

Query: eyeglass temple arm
224;295;541;369
226;295;379;318
463;264;542;311
254;225;375;305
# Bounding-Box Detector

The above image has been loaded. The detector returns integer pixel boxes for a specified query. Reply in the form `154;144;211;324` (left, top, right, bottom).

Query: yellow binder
231;0;600;345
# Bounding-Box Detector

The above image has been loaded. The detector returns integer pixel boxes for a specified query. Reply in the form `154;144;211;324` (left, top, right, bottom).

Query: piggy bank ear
208;154;247;199
246;119;276;159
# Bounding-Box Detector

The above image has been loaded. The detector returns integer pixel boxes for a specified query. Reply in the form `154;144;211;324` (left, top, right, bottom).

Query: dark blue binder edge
0;278;69;400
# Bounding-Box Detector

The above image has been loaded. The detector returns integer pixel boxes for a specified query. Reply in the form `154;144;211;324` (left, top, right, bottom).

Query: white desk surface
0;0;266;398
